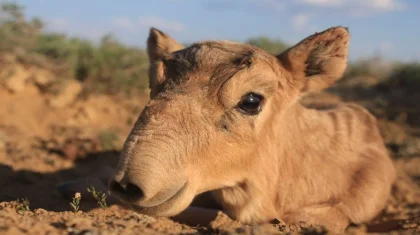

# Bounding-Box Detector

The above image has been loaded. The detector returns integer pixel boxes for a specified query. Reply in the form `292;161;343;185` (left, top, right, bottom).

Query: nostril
109;180;126;195
125;183;144;201
109;180;144;202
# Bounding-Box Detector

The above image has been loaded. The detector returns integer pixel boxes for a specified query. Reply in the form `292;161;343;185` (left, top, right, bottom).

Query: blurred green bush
382;62;420;90
0;2;149;96
246;36;288;55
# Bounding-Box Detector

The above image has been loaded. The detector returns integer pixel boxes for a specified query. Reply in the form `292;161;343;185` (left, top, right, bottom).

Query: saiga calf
105;26;396;232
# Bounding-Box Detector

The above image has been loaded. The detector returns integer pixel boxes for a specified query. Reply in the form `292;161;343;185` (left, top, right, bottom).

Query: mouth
123;182;194;217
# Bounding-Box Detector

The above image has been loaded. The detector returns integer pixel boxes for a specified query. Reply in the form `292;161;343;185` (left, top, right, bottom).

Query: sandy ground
0;75;419;234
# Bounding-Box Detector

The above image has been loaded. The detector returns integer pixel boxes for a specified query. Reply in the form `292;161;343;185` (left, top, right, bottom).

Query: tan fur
147;28;185;98
109;26;396;232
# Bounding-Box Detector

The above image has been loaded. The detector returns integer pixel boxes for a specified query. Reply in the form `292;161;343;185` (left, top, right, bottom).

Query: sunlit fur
109;26;396;232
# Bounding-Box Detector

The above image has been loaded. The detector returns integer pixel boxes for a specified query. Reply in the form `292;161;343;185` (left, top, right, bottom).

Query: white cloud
139;16;185;32
111;17;136;32
379;41;393;54
300;0;344;7
204;0;404;18
43;18;108;42
292;13;310;31
46;18;69;29
111;16;186;33
203;0;285;13
299;0;404;15
366;0;404;11
249;0;285;12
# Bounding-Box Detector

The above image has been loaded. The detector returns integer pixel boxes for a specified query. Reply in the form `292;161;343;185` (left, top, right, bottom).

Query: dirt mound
0;72;419;234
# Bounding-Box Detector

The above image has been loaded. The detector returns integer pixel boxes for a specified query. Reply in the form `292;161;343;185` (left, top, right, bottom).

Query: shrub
246;36;288;54
384;63;420;89
0;2;150;96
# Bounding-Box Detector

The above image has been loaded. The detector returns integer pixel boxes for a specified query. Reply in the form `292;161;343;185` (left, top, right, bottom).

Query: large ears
277;26;349;93
147;28;184;98
147;27;185;61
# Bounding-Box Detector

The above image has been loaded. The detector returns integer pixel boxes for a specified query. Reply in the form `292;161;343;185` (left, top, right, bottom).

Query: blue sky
9;0;420;61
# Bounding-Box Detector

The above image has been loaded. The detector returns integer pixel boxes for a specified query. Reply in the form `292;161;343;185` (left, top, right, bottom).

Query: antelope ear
147;28;184;98
277;26;350;93
147;27;185;61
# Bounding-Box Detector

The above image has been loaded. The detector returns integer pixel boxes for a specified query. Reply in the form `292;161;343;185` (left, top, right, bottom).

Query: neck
271;100;341;214
276;100;326;157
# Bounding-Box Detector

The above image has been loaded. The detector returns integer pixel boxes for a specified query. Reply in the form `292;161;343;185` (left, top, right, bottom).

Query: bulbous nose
109;179;144;202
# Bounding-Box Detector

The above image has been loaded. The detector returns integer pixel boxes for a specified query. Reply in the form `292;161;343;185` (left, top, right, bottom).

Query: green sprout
70;192;82;212
87;186;109;208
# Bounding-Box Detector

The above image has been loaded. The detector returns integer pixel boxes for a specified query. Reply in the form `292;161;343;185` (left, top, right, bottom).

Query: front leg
282;204;350;233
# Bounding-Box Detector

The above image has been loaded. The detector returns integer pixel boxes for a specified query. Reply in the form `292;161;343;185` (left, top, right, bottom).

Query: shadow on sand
0;150;120;212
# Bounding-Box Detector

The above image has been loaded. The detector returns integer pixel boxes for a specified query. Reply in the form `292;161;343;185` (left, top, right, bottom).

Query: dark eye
237;92;264;115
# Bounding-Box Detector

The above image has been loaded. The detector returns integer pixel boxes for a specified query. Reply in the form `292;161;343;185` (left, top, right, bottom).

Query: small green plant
70;192;82;212
87;186;109;208
16;198;30;214
44;158;55;166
